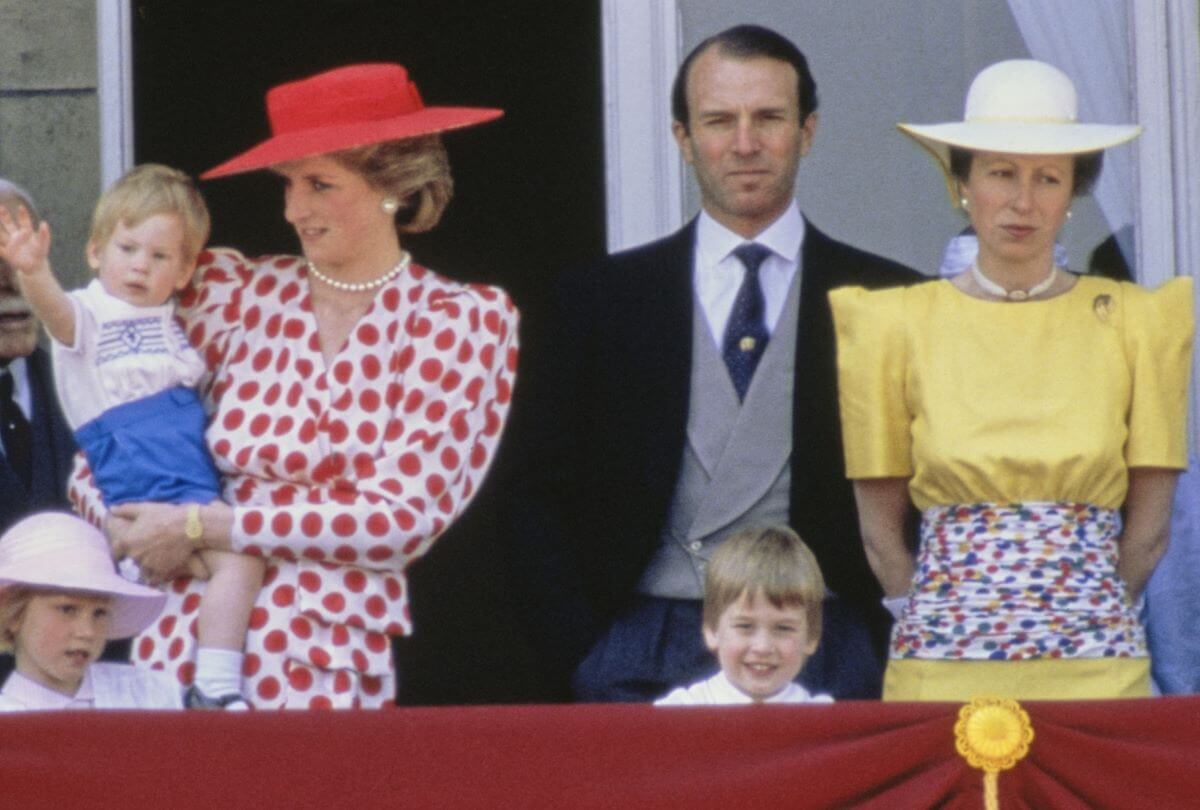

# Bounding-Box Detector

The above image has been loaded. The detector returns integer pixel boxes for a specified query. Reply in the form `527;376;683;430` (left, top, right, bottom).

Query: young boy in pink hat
0;165;261;709
0;512;181;711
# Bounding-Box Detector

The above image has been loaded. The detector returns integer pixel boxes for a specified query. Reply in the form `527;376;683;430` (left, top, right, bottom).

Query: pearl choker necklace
306;252;410;292
969;263;1058;301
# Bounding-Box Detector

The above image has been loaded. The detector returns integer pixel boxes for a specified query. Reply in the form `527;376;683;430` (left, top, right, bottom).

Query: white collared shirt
0;663;183;712
693;201;805;348
52;279;204;430
654;670;834;706
3;356;32;419
0;669;96;711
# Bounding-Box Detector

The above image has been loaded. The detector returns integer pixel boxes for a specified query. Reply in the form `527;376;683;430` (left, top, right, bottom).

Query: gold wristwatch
185;504;204;548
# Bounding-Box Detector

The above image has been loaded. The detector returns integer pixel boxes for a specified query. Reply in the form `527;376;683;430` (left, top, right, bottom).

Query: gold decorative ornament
739;336;756;352
955;697;1034;810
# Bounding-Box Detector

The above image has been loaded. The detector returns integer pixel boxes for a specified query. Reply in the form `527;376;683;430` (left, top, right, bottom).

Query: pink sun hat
202;62;504;179
0;512;166;639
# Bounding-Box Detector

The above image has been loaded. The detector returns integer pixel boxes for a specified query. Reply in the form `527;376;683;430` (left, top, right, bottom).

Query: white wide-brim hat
898;60;1142;201
0;512;165;639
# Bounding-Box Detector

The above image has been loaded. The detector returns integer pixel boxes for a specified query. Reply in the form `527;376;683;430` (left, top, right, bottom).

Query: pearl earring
1065;209;1073;220
959;197;969;211
381;197;399;214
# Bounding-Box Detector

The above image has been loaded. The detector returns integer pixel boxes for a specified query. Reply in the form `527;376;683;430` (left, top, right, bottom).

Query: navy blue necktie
0;368;31;489
722;243;772;401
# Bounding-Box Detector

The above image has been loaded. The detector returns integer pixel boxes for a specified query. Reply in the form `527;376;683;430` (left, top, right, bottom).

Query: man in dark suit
507;25;921;701
0;179;81;683
0;179;76;529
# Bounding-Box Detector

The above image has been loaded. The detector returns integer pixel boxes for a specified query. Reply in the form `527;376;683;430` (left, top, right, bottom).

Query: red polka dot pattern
68;248;518;709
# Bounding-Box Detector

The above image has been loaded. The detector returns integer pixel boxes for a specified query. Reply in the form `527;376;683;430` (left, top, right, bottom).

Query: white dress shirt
693;200;805;348
2;355;32;418
654;670;834;706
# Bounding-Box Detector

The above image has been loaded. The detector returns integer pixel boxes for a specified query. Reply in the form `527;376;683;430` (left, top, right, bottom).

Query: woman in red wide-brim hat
71;63;518;709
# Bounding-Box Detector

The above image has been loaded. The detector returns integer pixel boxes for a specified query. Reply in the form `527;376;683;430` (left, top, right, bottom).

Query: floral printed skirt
891;502;1146;661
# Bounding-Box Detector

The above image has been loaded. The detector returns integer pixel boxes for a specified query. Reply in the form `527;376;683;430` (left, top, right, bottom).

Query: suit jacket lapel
0;451;24;520
27;349;76;512
791;221;839;504
630;221;697;499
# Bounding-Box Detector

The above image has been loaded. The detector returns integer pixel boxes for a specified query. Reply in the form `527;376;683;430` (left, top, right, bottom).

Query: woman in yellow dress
831;60;1193;701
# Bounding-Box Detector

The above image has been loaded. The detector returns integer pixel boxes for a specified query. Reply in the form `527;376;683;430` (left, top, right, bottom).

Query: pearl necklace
969;263;1058;302
306;252;410;292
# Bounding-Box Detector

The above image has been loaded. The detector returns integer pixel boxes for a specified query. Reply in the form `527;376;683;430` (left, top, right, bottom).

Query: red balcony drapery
3;697;1198;808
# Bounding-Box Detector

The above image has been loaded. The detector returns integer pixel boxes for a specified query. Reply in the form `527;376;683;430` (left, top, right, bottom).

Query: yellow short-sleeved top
830;275;1194;511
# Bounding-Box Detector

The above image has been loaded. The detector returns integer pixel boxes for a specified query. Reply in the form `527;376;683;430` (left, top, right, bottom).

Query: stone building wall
0;0;99;290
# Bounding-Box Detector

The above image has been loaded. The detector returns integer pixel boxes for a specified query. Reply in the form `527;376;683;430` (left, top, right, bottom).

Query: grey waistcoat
637;270;800;599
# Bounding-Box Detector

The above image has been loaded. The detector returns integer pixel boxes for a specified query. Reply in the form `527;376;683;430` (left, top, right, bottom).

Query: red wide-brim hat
202;62;503;179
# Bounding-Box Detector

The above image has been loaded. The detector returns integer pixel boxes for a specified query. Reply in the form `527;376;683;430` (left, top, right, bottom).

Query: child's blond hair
0;586;35;653
703;525;825;640
88;163;210;264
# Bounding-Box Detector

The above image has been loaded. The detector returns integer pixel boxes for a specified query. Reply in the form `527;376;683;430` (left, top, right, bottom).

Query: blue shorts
74;386;221;506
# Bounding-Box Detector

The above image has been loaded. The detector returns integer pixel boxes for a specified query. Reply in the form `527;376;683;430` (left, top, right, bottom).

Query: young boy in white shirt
656;526;833;705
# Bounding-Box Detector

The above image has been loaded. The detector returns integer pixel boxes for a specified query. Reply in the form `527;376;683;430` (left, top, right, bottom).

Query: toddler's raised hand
0;204;51;276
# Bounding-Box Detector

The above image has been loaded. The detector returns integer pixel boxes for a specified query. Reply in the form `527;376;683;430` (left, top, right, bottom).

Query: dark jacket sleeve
501;258;606;683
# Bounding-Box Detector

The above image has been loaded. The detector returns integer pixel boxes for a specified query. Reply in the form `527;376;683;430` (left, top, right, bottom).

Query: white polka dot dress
71;248;518;708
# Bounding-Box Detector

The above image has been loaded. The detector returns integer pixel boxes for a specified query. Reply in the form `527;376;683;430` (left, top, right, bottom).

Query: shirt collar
696;200;805;267
2;355;31;421
1;667;95;710
710;670;810;704
709;671;754;704
81;278;173;318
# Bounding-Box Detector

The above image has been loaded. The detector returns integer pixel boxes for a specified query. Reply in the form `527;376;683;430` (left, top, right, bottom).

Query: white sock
194;647;245;698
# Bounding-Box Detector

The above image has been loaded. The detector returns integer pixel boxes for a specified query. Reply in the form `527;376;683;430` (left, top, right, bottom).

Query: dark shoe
185;685;251;711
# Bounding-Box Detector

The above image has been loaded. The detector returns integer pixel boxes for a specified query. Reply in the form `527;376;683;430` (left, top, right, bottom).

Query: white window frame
1129;1;1199;446
601;0;684;253
97;0;134;189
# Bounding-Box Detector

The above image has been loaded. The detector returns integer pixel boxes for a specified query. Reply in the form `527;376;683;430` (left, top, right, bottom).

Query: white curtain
1010;0;1200;447
1159;0;1200;447
1005;0;1136;267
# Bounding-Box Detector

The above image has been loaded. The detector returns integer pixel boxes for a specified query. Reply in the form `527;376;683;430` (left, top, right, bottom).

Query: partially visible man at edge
0;178;83;684
0;179;75;530
506;25;922;701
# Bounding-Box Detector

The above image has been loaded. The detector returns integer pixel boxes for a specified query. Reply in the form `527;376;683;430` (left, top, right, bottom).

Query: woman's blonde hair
89;163;211;264
703;525;825;641
0;586;35;653
331;135;453;234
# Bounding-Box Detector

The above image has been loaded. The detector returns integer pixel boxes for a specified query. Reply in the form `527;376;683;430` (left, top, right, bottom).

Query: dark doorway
133;0;606;704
